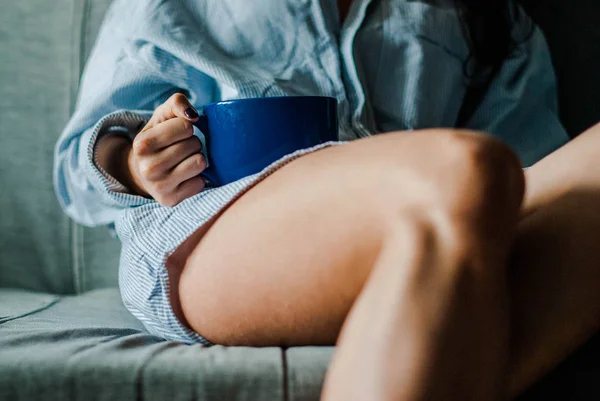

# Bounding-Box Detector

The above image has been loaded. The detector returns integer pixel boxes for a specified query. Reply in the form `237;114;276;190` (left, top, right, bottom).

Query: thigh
177;129;521;347
179;135;393;347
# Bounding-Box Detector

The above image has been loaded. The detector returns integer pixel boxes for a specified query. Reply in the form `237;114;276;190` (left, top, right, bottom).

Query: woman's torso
127;0;471;140
90;0;568;169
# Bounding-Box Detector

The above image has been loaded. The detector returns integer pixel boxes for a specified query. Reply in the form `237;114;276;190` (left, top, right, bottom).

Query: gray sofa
1;1;599;400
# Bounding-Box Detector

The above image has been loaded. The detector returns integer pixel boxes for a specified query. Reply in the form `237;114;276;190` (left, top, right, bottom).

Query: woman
54;0;600;398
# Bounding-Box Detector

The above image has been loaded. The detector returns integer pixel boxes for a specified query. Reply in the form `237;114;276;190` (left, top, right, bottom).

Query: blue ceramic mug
193;96;338;187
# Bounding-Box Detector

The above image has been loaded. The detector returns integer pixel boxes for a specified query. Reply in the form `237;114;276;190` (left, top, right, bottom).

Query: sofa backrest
1;0;599;295
0;0;117;294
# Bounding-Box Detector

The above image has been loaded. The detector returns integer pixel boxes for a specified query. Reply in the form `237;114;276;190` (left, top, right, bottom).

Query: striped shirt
54;0;570;344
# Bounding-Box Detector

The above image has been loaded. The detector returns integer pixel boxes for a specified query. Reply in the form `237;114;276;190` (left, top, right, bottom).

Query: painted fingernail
184;106;199;119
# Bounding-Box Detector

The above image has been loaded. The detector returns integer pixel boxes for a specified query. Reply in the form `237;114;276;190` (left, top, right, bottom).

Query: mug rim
203;95;337;110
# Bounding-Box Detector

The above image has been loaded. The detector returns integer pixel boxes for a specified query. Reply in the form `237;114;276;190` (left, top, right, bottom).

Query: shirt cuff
83;110;154;208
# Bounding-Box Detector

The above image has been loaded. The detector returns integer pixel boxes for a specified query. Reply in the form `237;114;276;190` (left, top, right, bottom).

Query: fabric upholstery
0;0;77;293
286;347;333;401
0;289;59;324
76;0;122;293
3;288;600;401
0;0;120;293
0;289;285;401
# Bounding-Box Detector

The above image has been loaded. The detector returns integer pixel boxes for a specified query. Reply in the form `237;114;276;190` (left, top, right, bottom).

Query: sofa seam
71;223;82;293
0;296;61;324
282;348;289;401
133;342;182;401
80;0;93;294
68;0;82;294
69;0;91;294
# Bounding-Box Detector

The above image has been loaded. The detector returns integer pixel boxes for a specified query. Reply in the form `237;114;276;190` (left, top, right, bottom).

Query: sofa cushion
286;347;333;401
0;289;58;324
0;0;121;294
75;0;122;293
0;0;77;293
0;289;286;401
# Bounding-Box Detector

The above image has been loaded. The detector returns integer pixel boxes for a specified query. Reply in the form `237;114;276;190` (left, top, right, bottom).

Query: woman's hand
127;93;208;206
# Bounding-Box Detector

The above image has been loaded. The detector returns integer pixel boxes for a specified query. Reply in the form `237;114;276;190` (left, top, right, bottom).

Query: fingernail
184;106;199;119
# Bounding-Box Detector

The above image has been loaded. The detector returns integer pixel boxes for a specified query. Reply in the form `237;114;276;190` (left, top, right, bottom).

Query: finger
172;176;206;206
156;136;203;172
136;136;203;181
142;93;199;132
133;117;194;155
170;153;208;183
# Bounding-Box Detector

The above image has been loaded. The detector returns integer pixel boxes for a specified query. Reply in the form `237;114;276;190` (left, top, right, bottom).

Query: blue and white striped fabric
54;0;570;344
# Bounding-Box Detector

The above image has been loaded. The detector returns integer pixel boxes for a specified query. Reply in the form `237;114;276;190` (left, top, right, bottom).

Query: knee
376;129;525;227
444;130;525;212
417;130;525;215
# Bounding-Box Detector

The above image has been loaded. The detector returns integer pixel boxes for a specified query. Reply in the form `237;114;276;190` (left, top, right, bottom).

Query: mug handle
193;113;218;187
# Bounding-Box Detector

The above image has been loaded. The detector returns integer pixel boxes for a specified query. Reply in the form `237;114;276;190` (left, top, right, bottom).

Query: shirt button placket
339;0;376;140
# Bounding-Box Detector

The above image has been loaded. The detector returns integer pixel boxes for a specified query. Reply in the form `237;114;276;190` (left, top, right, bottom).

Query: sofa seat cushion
0;289;286;401
0;290;59;324
4;288;600;400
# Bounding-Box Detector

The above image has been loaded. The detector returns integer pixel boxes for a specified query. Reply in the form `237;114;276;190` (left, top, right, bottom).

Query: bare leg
322;211;518;401
509;122;600;396
177;130;523;347
322;150;523;401
176;123;600;396
322;122;600;400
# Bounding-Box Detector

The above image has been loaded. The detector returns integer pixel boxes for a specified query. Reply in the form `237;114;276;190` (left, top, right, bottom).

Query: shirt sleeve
464;18;570;167
53;2;217;227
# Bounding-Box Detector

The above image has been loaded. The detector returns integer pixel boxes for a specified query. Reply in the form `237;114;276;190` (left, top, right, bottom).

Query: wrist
95;135;148;197
123;145;150;197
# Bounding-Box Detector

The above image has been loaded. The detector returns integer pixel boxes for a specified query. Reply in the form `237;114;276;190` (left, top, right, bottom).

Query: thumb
142;93;199;132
